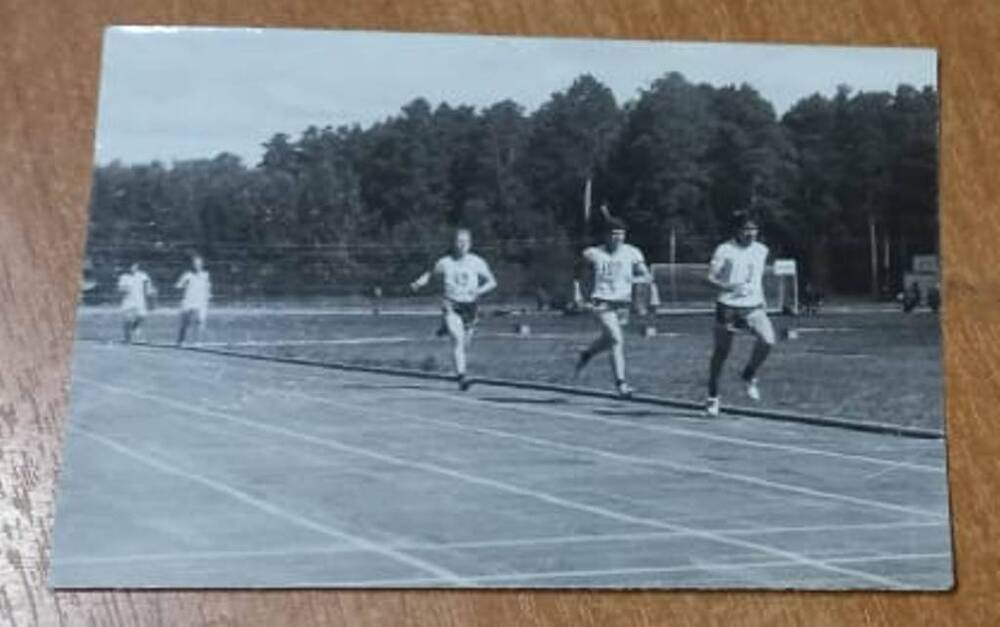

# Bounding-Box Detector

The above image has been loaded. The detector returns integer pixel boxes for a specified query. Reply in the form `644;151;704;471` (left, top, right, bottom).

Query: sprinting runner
175;253;211;346
117;262;156;344
575;216;652;398
705;212;776;416
410;228;498;390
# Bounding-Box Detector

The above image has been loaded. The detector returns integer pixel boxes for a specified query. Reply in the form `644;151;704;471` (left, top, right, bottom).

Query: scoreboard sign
773;259;797;276
912;255;939;273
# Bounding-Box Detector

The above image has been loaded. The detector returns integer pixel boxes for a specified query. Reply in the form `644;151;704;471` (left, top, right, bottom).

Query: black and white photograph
51;26;950;589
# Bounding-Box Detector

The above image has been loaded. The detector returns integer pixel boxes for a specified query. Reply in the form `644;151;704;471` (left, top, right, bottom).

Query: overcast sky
94;27;937;166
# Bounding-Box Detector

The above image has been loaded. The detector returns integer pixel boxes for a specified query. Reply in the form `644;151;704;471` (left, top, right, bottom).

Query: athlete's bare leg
741;310;775;399
708;323;734;399
578;309;631;396
443;308;473;391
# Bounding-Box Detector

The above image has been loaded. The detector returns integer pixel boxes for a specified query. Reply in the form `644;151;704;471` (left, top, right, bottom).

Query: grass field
74;306;946;430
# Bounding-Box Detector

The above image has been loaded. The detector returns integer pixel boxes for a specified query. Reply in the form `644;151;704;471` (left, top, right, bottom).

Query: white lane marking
53;520;946;567
795;327;857;333
277;387;946;520
194;337;413;347
71;426;466;584
98;341;942;473
424;391;943;473
458;551;952;585
53;551;951;589
52;545;364;566
76;378;908;588
79;346;945;516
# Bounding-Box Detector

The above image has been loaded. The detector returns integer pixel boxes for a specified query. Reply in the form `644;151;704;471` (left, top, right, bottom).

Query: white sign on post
773;259;797;276
912;255;938;273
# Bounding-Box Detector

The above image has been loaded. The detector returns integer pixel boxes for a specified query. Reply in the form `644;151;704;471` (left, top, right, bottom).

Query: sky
94;26;937;166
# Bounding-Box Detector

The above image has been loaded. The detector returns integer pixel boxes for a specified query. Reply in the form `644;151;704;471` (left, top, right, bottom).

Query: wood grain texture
1;0;997;624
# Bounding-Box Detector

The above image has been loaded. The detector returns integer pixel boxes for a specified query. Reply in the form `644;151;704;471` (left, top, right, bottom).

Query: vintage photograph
51;27;950;589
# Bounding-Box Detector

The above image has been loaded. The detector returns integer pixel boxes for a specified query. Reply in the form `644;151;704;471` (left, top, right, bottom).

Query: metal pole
884;235;891;292
778;273;785;311
669;225;677;305
793;272;799;315
869;215;878;299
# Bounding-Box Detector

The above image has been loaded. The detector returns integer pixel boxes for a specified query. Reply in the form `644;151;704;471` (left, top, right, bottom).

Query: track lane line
86;353;943;520
53;520;946;567
268;386;947;520
69;425;467;585
83;342;943;472
75;377;910;588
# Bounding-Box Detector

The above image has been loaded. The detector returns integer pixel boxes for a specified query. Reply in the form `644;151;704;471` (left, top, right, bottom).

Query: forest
84;72;938;303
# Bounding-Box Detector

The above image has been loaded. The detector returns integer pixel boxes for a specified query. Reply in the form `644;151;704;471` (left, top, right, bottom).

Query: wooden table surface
2;0;998;625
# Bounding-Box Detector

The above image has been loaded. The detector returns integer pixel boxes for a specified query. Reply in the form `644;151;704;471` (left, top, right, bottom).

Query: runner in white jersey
574;215;652;398
117;262;156;343
175;253;211;346
704;212;777;416
410;228;497;390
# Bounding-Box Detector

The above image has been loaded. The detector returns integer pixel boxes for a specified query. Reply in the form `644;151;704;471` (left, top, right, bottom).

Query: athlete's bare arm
410;272;431;292
477;265;498;297
633;260;653;284
707;255;745;291
574;250;596;303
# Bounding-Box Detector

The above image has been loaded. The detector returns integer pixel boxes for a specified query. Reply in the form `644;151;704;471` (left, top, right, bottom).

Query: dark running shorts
715;301;764;331
445;300;479;327
592;298;632;323
591;298;631;312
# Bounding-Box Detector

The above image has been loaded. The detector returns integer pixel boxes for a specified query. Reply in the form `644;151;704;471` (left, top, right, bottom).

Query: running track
50;341;953;589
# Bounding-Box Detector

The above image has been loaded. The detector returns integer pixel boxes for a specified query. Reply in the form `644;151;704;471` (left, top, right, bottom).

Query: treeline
86;72;937;301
